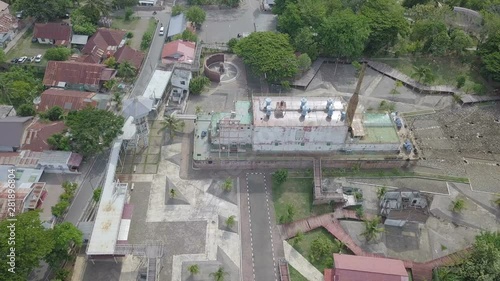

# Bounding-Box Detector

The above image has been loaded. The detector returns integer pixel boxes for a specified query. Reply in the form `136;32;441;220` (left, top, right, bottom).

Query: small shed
71;34;89;46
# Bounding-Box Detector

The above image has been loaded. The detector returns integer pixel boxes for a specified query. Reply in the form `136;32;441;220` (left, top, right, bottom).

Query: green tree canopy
172;4;184;16
172;29;198;42
456;231;500;281
117;61;137;78
234;32;298;82
0;211;54;281
189;76;210;95
17;104;36;116
0;66;43;108
65;108;124;156
42;106;64;121
81;0;110;23
44;47;71;61
47;133;71;151
14;0;69;22
45;222;83;267
71;8;97;36
293;27;319;61
0;49;5;63
297;53;312;72
319;10;371;59
360;0;409;54
450;29;474;55
185;6;206;26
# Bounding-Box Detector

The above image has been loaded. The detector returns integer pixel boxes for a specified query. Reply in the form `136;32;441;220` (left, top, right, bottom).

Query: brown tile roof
333;254;409;281
38;88;97;112
114;45;144;70
21;120;66;152
0;13;17;33
82;28;126;63
161;40;196;64
43;61;116;87
33;22;71;42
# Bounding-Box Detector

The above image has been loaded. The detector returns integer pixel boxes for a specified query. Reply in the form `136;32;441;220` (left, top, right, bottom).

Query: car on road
34;54;42;63
17;56;27;63
159;26;164;36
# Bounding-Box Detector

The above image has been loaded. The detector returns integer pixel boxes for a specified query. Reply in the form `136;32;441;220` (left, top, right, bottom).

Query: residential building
0;150;82;173
71;34;89;47
0;181;46;220
21;120;66;152
0;116;33;152
33;22;72;46
0;10;18;48
81;28;126;64
113;45;144;70
161;40;196;65
380;189;429;227
142;69;173;111
43;61;116;92
0;105;16;119
38;88;98;112
324;254;409;281
167;13;187;38
0;1;8;15
169;69;191;105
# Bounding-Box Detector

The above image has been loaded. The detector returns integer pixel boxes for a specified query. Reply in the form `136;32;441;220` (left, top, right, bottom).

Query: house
37;150;83;173
324;254;409;281
380;189;429;227
0;116;33;152
0;1;8;15
43;61;117;92
113;45;144;70
38;88;98;112
161;40;195;65
169;69;191;104
0;1;18;48
0;105;16;119
81;28;126;64
71;34;89;47
33;22;72;46
0;181;47;220
167;13;187;38
21;120;66;152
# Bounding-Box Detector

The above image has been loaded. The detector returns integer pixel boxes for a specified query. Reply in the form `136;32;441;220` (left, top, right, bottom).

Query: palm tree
209;267;228;281
225;215;236;228
158;115;185;139
451;198;466;213
376;186;388;200
293;231;304;246
169;189;176;198
187;264;199;275
222;177;232;191
411;65;435;84
82;0;111;19
195;105;203;115
117;61;137;78
361;216;384;242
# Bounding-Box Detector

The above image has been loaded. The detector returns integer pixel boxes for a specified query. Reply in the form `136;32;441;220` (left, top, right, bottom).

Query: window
301;143;305;146
180;81;185;85
275;142;280;146
326;142;331;146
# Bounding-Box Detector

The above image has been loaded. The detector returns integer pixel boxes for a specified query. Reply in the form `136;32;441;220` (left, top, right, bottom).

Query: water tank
266;107;272;117
301;106;308;117
403;140;412;153
265;97;272;108
327;105;334;118
300;98;307;110
340;111;346;121
395;118;402;130
326;98;333;110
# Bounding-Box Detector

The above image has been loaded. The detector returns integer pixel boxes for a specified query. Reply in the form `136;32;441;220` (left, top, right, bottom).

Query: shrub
227;38;238;53
43;106;64;121
126;31;134;39
17;104;36;116
124;8;134;21
189;76;211;95
456;75;466;89
172;4;184;16
45;47;71;61
273;169;288;185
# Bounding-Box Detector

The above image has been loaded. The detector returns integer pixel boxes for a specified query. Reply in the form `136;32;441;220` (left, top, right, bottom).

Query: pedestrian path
282;241;323;281
280;209;471;281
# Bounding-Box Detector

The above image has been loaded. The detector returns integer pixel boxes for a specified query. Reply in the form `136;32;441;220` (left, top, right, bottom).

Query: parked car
31;37;37;43
16;11;23;19
17;56;27;63
10;58;18;63
34;54;42;63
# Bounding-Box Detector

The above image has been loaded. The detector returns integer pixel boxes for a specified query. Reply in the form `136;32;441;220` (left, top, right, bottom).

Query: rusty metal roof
39;88;97;112
43;61;116;87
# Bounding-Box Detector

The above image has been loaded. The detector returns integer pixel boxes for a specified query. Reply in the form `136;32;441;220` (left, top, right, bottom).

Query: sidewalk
4;19;34;54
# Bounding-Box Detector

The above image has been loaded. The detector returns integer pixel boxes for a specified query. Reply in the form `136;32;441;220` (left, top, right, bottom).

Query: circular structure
207;61;238;83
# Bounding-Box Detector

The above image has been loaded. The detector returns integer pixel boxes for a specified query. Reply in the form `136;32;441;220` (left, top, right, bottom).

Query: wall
0;146;14;152
37;38;52;44
203;53;224;83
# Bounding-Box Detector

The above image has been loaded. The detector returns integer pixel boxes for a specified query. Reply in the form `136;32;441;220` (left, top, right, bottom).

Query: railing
279;259;290;281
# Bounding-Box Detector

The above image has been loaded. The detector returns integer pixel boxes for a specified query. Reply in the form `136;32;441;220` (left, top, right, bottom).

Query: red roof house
81;28;126;63
114;45;144;70
21;120;66;152
33;23;71;46
43;61;116;91
161;40;196;65
326;254;409;281
38;88;97;112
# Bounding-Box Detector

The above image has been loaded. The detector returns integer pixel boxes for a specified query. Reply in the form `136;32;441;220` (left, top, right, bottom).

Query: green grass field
289;265;308;281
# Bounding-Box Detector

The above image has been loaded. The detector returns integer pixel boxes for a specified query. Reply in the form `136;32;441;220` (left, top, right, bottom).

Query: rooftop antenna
346;63;366;127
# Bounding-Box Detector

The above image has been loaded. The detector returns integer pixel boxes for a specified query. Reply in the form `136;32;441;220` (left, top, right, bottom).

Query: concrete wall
203;53;224;83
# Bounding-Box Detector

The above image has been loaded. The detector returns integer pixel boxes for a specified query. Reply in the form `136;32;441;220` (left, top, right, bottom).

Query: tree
189;76;210;95
14;0;69;22
361;0;410;54
104;57;117;69
450;29;473;55
456;75;466;89
71;8;98;36
112;92;123;111
222;177;233;192
455;231;500;281
411;65;435;84
273;169;288;185
185;6;206;26
277;3;305;37
93;188;102;202
297;53;312;73
319;10;371;59
0;66;43;108
45;222;83;267
0;49;5;63
43;106;64;121
293;27;319;61
451;198;466;213
65;108;124;156
81;0;111;23
124;7;133;21
62;181;78;197
169;189;176;198
0;211;54;281
227;38;238;53
172;4;184;16
195;105;203;115
172;29;197;42
225;215;236;228
209;267;228;281
47;133;71;151
187;264;200;275
361;216;384;242
17;104;36;116
52;200;70;218
429;31;451;56
310;237;334;261
104;79;117;91
44;47;71;61
234;32;298;82
117;61;137;78
354;191;363;201
376;186;387;200
293;231;304;246
158;115;185;139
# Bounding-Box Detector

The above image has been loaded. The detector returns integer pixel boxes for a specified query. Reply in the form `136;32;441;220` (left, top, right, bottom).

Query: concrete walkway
283;241;323;281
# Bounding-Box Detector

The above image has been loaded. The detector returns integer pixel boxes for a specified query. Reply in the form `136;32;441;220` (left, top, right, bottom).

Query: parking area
6;27;51;65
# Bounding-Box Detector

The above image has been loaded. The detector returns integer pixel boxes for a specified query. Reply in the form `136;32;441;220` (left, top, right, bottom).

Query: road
130;11;170;98
242;173;278;281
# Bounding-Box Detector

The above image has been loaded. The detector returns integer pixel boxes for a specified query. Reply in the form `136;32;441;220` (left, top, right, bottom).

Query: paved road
64;152;110;225
243;173;278;281
130;11;170;98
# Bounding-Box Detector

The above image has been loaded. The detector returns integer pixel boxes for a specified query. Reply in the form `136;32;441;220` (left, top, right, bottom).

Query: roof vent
266;107;272;118
301;106;308;117
327;105;334;118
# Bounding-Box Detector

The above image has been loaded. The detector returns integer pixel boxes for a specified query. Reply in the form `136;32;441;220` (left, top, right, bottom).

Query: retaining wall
204;53;224;83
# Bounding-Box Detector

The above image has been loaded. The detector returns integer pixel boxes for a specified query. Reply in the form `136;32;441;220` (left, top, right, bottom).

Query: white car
34;54;42;63
17;56;27;63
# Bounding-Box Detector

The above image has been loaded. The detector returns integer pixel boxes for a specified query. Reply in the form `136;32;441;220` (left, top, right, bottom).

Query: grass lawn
6;28;52;64
289;228;345;273
111;17;140;31
289;265;308;281
375;57;489;93
272;178;332;223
